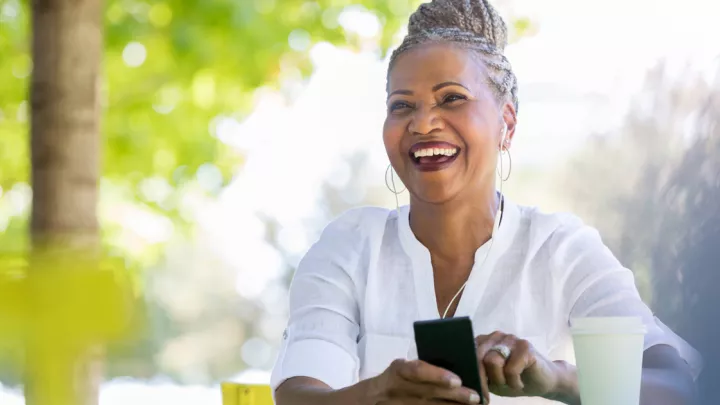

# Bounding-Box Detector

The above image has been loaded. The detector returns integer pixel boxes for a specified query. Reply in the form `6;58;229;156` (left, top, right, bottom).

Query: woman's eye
443;94;467;104
389;101;412;112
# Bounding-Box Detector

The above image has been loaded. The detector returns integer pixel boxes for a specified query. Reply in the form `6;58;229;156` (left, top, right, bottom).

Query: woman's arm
275;377;374;405
546;216;701;404
276;360;482;405
270;210;366;399
550;344;696;405
638;345;697;404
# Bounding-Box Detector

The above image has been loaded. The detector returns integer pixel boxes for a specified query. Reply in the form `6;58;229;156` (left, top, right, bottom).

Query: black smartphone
413;316;484;403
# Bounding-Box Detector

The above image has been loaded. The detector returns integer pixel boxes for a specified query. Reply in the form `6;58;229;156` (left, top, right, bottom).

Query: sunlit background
1;0;719;403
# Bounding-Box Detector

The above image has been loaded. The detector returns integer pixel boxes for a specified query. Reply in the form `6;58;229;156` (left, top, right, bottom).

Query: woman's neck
408;190;500;264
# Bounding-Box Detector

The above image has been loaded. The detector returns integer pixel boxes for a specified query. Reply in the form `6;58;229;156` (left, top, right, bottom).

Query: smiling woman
270;1;701;405
383;44;511;205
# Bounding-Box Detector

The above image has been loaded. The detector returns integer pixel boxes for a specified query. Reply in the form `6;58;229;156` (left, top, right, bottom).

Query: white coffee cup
570;316;646;405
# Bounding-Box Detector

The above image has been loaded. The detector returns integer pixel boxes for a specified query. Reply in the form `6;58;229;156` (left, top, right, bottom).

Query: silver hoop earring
500;147;512;182
385;164;406;194
385;164;405;210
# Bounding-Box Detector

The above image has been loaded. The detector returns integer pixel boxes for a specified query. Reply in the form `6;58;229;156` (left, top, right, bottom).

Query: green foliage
0;0;417;192
0;0;422;264
0;0;30;189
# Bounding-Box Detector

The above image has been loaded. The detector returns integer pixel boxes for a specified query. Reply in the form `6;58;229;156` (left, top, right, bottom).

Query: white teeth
413;147;459;158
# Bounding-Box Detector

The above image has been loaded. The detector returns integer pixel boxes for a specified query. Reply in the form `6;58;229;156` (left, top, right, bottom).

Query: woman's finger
483;349;507;387
396;379;482;404
485;334;519;389
381;399;473;405
475;331;506;402
503;338;532;391
393;359;462;388
475;355;490;405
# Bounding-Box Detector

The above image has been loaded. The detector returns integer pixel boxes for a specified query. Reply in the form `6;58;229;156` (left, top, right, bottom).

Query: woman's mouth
408;141;460;172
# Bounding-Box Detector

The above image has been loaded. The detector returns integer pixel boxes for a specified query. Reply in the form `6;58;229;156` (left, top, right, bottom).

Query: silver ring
489;344;511;359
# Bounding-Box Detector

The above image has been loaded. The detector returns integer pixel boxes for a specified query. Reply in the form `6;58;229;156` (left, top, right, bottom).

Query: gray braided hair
388;0;519;113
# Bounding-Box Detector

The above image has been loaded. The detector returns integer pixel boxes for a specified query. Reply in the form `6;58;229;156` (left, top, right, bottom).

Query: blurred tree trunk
28;0;104;404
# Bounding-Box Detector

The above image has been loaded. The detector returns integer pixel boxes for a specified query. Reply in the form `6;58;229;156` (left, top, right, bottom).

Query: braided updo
388;0;519;113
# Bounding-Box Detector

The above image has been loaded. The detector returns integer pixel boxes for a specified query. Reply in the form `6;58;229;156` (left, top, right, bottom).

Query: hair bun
408;0;508;51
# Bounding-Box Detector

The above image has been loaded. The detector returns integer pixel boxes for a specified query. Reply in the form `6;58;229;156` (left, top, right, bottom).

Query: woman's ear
501;102;517;150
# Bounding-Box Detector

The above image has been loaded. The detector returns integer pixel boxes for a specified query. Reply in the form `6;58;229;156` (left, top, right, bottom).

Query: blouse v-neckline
396;198;521;321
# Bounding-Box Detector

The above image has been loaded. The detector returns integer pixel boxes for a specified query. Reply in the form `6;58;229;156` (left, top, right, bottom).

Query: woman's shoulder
299;206;393;278
310;206;393;254
331;205;393;223
514;203;614;275
517;202;586;234
515;202;602;253
323;206;393;235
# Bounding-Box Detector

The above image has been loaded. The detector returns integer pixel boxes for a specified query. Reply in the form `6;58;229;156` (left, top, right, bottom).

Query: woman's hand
475;331;570;401
368;359;483;404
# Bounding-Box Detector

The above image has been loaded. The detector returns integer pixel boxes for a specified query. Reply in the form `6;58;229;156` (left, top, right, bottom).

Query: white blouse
271;199;702;404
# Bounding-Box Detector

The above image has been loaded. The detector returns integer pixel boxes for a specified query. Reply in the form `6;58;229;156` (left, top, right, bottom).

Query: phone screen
413;316;484;404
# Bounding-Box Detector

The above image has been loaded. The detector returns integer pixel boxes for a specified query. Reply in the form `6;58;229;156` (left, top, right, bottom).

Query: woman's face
384;43;515;204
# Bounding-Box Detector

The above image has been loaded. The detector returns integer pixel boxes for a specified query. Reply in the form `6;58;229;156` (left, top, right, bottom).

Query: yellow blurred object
0;251;140;405
221;383;274;405
0;253;137;345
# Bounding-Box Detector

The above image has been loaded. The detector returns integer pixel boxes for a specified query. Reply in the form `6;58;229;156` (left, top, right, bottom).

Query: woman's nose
408;104;444;135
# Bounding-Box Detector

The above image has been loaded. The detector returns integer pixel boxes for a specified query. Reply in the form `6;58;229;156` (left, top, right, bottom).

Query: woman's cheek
383;120;406;156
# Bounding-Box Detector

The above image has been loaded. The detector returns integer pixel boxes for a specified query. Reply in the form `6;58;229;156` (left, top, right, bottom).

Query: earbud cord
441;127;508;319
390;170;401;211
440;196;503;319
